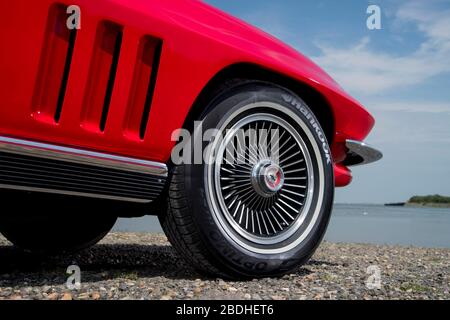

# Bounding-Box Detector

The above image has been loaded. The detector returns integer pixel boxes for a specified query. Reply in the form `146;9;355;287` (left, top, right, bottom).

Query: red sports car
0;0;381;278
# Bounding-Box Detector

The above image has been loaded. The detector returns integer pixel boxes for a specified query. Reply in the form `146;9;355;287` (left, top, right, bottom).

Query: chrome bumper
343;140;383;167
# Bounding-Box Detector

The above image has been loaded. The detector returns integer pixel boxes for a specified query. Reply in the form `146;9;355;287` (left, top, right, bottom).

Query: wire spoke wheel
212;113;314;246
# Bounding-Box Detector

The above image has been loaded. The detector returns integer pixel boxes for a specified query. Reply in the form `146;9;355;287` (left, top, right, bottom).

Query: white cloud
367;109;450;145
312;0;450;96
369;101;450;114
397;0;450;52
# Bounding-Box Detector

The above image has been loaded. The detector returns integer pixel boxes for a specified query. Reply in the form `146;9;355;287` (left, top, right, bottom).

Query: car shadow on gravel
0;243;314;287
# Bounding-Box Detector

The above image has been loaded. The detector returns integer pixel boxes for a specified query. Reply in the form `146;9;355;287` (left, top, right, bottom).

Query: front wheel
160;82;334;279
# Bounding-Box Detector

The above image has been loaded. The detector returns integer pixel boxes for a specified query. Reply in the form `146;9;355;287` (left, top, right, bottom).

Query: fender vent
32;4;77;123
82;21;123;132
125;36;163;140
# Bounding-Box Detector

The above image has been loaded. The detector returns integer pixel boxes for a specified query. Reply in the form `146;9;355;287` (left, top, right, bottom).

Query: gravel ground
0;233;448;300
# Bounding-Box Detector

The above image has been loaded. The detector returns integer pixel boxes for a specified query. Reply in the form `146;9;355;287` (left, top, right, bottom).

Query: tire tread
160;166;228;278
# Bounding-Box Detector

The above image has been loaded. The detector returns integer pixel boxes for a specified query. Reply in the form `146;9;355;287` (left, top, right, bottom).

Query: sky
205;0;450;204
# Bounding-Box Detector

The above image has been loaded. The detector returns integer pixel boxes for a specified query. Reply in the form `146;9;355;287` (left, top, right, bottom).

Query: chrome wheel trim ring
213;114;314;245
204;102;325;255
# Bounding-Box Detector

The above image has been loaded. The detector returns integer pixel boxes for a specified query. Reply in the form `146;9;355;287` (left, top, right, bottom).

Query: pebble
47;293;59;300
91;292;101;300
78;292;91;300
61;293;73;301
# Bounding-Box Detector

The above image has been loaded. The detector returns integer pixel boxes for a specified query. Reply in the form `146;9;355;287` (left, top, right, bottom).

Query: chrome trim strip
345;140;383;166
0;184;151;203
0;136;168;176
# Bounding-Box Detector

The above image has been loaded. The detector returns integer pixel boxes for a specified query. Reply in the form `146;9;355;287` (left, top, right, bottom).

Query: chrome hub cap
251;160;285;197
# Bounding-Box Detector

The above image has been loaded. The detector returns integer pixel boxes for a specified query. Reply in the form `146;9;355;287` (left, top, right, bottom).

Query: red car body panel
0;0;375;187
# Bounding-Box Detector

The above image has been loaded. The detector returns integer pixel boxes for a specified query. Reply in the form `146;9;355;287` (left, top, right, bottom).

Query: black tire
0;191;117;254
159;81;334;279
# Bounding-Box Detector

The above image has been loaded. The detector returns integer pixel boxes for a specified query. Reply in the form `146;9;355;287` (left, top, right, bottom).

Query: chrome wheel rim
212;113;314;246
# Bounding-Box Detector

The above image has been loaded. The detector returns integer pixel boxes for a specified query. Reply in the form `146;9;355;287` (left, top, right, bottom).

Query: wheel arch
184;63;335;145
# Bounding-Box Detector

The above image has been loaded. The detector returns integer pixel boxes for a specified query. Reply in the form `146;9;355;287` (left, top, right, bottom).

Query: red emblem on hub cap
251;160;285;197
264;165;284;192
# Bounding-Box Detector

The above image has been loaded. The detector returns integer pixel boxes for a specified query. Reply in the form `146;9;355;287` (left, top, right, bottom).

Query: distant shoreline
385;195;450;208
405;202;450;209
408;195;450;208
384;202;450;208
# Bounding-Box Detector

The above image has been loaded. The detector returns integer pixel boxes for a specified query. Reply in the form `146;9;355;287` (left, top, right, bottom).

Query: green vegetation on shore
407;195;450;208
